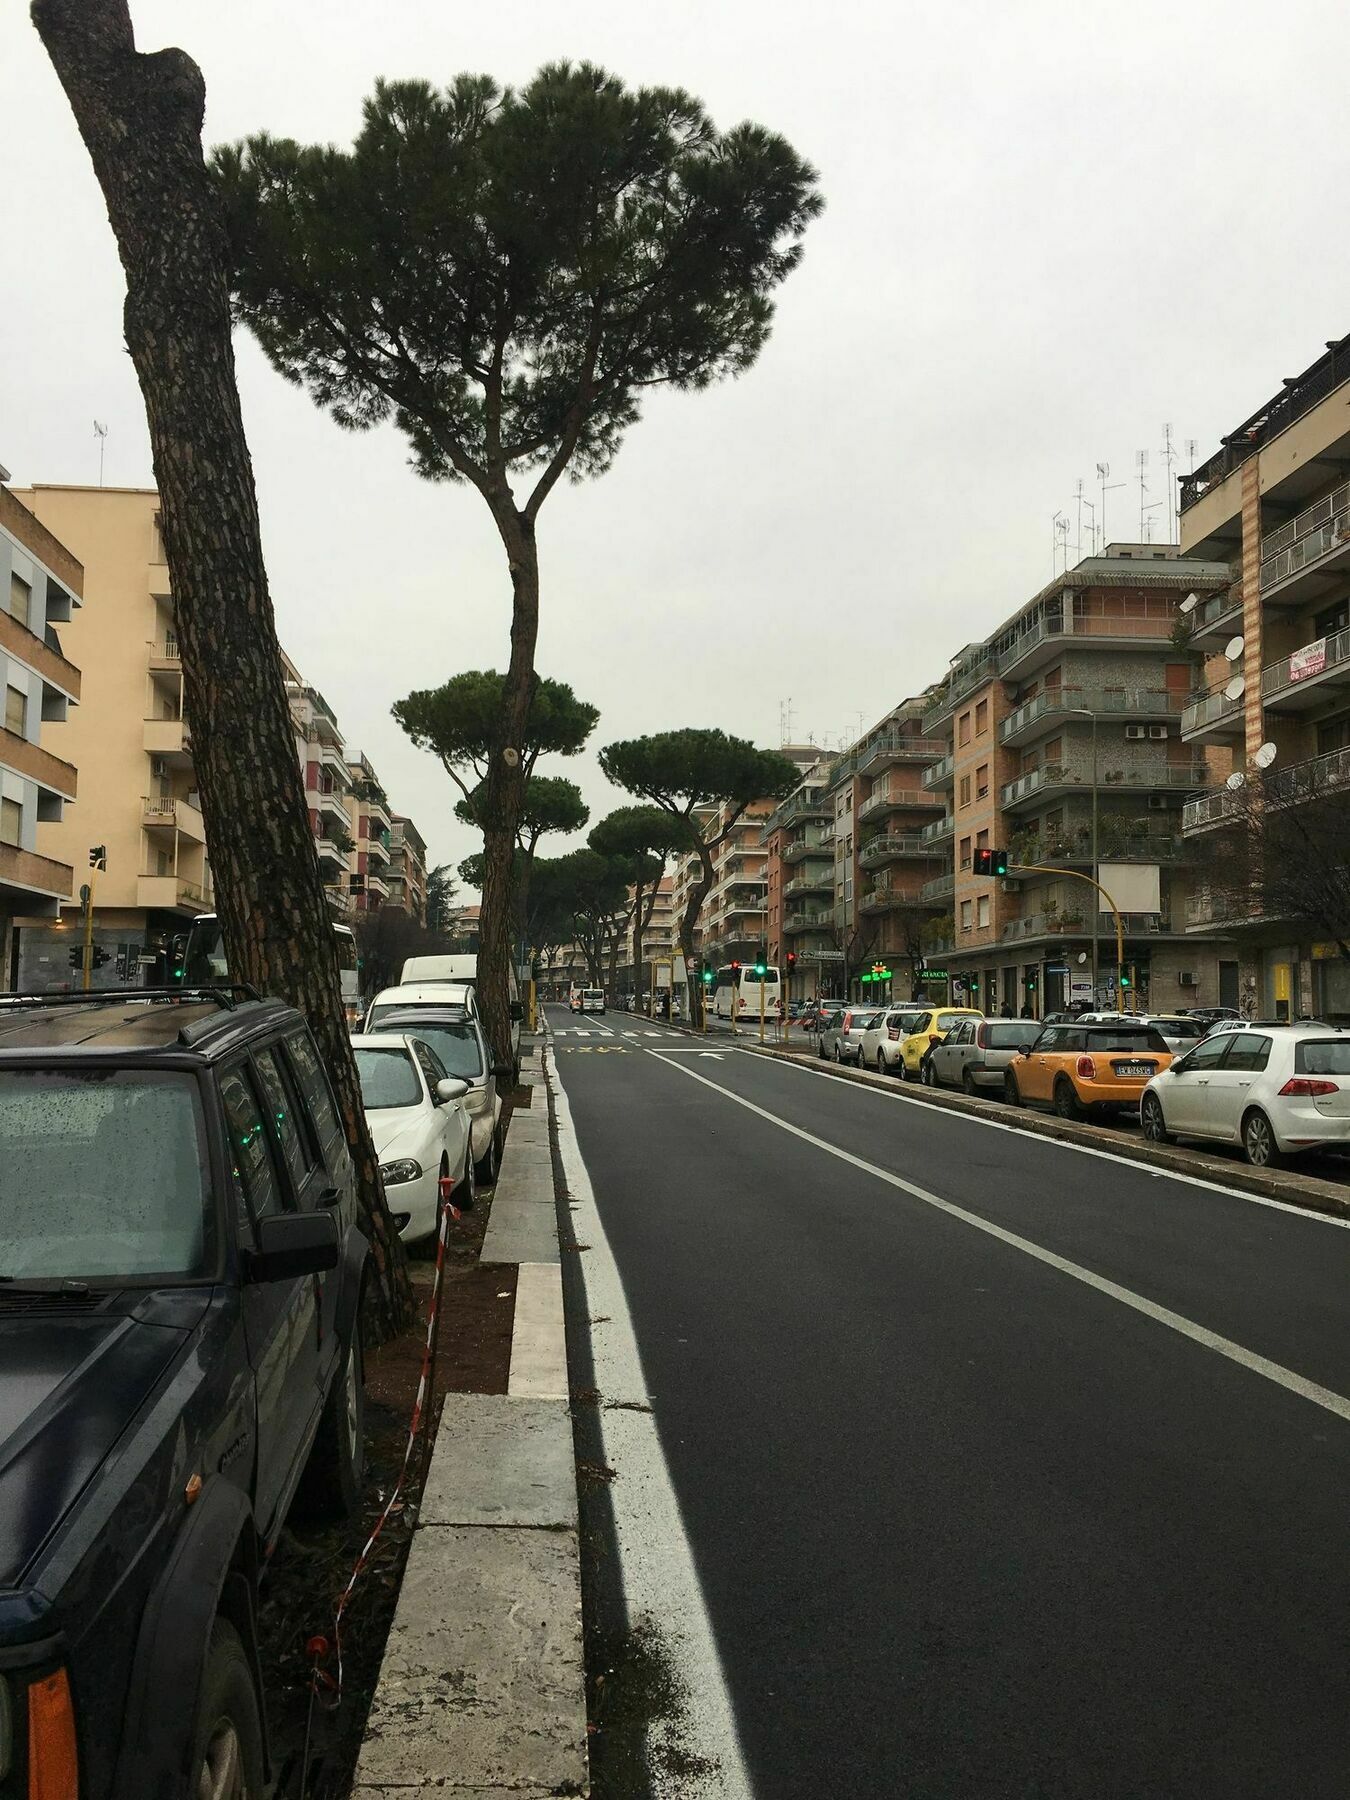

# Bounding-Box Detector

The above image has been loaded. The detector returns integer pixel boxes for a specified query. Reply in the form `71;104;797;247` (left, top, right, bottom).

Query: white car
857;1006;927;1074
365;981;477;1030
362;1001;506;1185
1140;1023;1350;1167
351;1032;474;1239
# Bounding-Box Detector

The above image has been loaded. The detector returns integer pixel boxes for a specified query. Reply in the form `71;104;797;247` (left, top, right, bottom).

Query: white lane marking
549;1051;754;1799
647;1052;1350;1428
760;1051;1350;1231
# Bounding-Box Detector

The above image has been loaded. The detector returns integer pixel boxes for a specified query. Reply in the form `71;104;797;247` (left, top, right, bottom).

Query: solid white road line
647;1052;1350;1428
548;1050;755;1800
762;1049;1350;1232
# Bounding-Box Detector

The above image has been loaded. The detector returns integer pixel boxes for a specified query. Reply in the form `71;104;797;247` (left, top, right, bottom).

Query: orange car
1003;1019;1173;1120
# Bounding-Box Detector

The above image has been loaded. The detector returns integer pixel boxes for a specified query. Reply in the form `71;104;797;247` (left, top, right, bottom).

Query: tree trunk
476;505;538;1071
33;0;412;1338
680;844;717;1025
632;875;646;1013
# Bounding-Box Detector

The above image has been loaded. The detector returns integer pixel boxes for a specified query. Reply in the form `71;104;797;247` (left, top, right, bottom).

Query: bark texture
33;0;411;1337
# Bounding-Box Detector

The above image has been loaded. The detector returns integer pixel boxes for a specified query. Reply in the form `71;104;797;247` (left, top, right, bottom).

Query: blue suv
0;988;368;1799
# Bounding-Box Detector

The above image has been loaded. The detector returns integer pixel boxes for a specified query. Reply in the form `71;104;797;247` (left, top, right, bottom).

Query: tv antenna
779;697;795;746
1136;450;1162;542
1097;462;1125;552
1052;511;1070;575
93;420;108;487
1161;423;1178;541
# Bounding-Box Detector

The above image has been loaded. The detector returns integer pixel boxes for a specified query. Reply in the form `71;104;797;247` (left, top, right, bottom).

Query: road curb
352;1035;590;1798
729;1039;1350;1224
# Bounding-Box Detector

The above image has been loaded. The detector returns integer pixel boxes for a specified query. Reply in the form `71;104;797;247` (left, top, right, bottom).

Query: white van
399;954;522;1055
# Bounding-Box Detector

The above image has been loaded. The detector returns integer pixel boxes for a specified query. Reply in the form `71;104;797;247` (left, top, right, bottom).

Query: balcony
783;871;834;898
1180;686;1244;743
858;782;941;821
143;716;193;765
0;726;77;801
324;885;353;918
365;831;391;864
1001;763;1209;811
858;886;899;914
317;835;352;873
1188;582;1246;648
781;833;834;865
0;841;73;916
856;733;950;774
141;794;205;842
1260;483;1350;605
1261;622;1350;714
761;789;831;838
0;607;81;702
1181;787;1245;835
147;636;181;673
999;686;1183;748
921;753;955;792
919;872;955;903
1010;827;1188;868
859;833;931;868
920;814;954;845
784;909;834;933
137;873;209;914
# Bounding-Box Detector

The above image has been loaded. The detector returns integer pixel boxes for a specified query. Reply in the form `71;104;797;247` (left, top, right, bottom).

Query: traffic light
88;845;107;870
69;946;83;971
92;945;111;970
1120;970;1131;989
701;965;714;985
786;951;797;971
730;960;741;976
754;948;767;976
973;846;1009;877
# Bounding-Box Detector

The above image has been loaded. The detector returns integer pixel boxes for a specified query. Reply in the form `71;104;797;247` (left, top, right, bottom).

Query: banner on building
1290;638;1327;683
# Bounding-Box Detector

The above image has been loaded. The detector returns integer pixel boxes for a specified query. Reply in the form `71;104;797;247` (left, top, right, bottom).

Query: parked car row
805;1000;1349;1167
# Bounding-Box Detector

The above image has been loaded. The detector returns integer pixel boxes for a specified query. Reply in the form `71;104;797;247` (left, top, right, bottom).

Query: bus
175;912;361;1012
712;963;782;1022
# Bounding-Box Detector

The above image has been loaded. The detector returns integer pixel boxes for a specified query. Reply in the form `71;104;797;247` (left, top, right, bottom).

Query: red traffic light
730;960;741;973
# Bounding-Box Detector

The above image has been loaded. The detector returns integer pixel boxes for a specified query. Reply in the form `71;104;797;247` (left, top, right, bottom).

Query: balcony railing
1181;787;1245;833
919;872;955;902
1261;622;1350;707
858;886;899;913
783;871;835;897
781;833;834;863
856;733;950;773
859;833;930;868
999;686;1182;744
1260;483;1350;597
919;814;954;844
761;789;831;837
1180;687;1243;737
1010;828;1187;867
1189;583;1245;640
857;785;929;820
921;753;955;791
1002;763;1209;807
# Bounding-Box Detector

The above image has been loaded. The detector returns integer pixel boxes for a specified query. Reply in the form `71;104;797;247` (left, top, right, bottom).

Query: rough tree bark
33;0;412;1337
679;813;751;1026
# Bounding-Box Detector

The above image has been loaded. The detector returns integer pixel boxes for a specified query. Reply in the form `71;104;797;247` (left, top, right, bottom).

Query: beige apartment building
1179;330;1350;1017
12;485;210;988
346;752;394;916
921;545;1236;1016
0;484;82;988
387;816;428;922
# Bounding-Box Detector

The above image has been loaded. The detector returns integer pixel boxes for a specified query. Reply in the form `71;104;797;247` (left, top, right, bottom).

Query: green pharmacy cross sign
860;964;892;984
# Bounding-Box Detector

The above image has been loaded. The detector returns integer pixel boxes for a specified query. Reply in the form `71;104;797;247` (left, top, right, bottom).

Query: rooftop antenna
1161;424;1178;542
1097;462;1125;552
1074;478;1086;563
1053;512;1070;574
1081;495;1097;556
1185;436;1198;472
93;420;108;487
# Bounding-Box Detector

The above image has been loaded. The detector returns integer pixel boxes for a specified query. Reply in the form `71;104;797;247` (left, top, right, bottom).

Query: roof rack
0;985;262;1012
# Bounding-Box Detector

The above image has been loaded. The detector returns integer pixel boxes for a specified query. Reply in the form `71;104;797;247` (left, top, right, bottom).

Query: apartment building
11;486;212;989
387;816;428;922
697;797;776;966
762;759;836;997
346;751;393;915
0;484;82;987
283;673;356;921
921;545;1236;1016
1179;331;1350;1017
612;874;678;994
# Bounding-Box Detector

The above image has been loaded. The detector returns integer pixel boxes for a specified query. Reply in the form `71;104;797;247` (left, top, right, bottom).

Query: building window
976;763;989;799
975;698;989;736
958;711;971;748
1043;736;1063;764
977;895;990;928
976;828;989;851
0;796;19;847
960;900;972;932
959;775;971;808
9;575;31;631
959;835;971;870
4;686;26;737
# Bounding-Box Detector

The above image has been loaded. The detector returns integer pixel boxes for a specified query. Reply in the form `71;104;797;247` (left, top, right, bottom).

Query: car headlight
380;1158;423;1186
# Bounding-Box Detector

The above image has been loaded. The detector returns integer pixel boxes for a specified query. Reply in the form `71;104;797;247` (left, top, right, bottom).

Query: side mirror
510;1001;525;1023
436;1077;470;1104
247;1210;338;1283
1018;1043;1033;1057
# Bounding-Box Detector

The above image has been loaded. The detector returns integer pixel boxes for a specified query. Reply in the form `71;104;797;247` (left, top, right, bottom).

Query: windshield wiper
0;1276;92;1295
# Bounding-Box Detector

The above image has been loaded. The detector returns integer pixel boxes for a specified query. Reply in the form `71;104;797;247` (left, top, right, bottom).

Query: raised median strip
353;1039;589;1798
739;1040;1350;1223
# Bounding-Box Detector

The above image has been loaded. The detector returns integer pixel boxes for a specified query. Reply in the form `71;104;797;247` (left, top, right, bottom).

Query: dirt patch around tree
258;1183;519;1798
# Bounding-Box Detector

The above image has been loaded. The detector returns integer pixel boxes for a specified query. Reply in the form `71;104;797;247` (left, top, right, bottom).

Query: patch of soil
258;1182;521;1797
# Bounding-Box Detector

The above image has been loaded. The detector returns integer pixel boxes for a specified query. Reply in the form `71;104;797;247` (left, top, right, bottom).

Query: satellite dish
1226;772;1247;791
1224;635;1245;662
1253;741;1278;770
1223;674;1246;702
1179;592;1199;615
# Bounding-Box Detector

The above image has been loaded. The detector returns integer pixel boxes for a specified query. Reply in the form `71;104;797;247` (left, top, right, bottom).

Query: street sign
1046;964;1069;975
919;967;948;981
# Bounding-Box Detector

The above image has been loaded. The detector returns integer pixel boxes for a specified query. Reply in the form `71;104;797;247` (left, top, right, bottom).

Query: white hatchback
351;1032;474;1239
1140;1024;1350;1167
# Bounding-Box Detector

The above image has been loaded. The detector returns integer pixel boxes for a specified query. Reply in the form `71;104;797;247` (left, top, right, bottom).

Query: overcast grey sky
5;0;1349;888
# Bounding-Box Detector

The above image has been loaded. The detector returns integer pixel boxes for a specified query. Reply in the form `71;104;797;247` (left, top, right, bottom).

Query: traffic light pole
1009;862;1130;1012
81;865;98;992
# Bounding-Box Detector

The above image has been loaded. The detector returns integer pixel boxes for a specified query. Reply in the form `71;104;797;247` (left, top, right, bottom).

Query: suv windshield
355;1047;422;1109
0;1069;211;1282
377;1016;484;1081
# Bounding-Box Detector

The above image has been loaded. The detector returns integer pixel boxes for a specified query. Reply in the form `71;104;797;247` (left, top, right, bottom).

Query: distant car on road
581;988;607;1014
925;1017;1043;1093
819;1005;885;1064
1141;1023;1350;1167
1004;1019;1173;1120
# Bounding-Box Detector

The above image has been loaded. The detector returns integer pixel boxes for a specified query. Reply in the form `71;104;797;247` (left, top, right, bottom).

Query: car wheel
833;1042;844;1063
1242;1108;1283;1169
1054;1078;1083;1122
474;1120;499;1187
191;1621;266;1800
293;1324;366;1523
876;1051;887;1074
817;1040;827;1060
459;1146;477;1212
1141;1093;1173;1145
962;1066;979;1097
1003;1070;1021;1107
920;1056;937;1087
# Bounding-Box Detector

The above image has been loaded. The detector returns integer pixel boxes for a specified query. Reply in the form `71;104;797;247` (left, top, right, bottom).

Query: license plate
1114;1061;1153;1078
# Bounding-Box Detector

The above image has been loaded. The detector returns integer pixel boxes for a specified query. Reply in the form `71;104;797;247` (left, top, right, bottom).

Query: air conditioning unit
1000;878;1022;893
1124;724;1146;741
1147;794;1170;810
1178;970;1197;987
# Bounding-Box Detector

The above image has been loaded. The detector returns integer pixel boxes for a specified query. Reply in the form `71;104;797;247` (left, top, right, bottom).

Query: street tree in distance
589;806;693;1010
599;730;801;1019
30;0;411;1335
529;849;630;989
425;862;458;934
393;670;597;1060
214;66;820;1065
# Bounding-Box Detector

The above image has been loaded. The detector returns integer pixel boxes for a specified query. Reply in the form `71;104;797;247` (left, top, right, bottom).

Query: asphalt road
547;1005;1350;1799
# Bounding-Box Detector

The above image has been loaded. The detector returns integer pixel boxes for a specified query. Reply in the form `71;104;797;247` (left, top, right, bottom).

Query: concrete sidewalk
353;1040;589;1798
